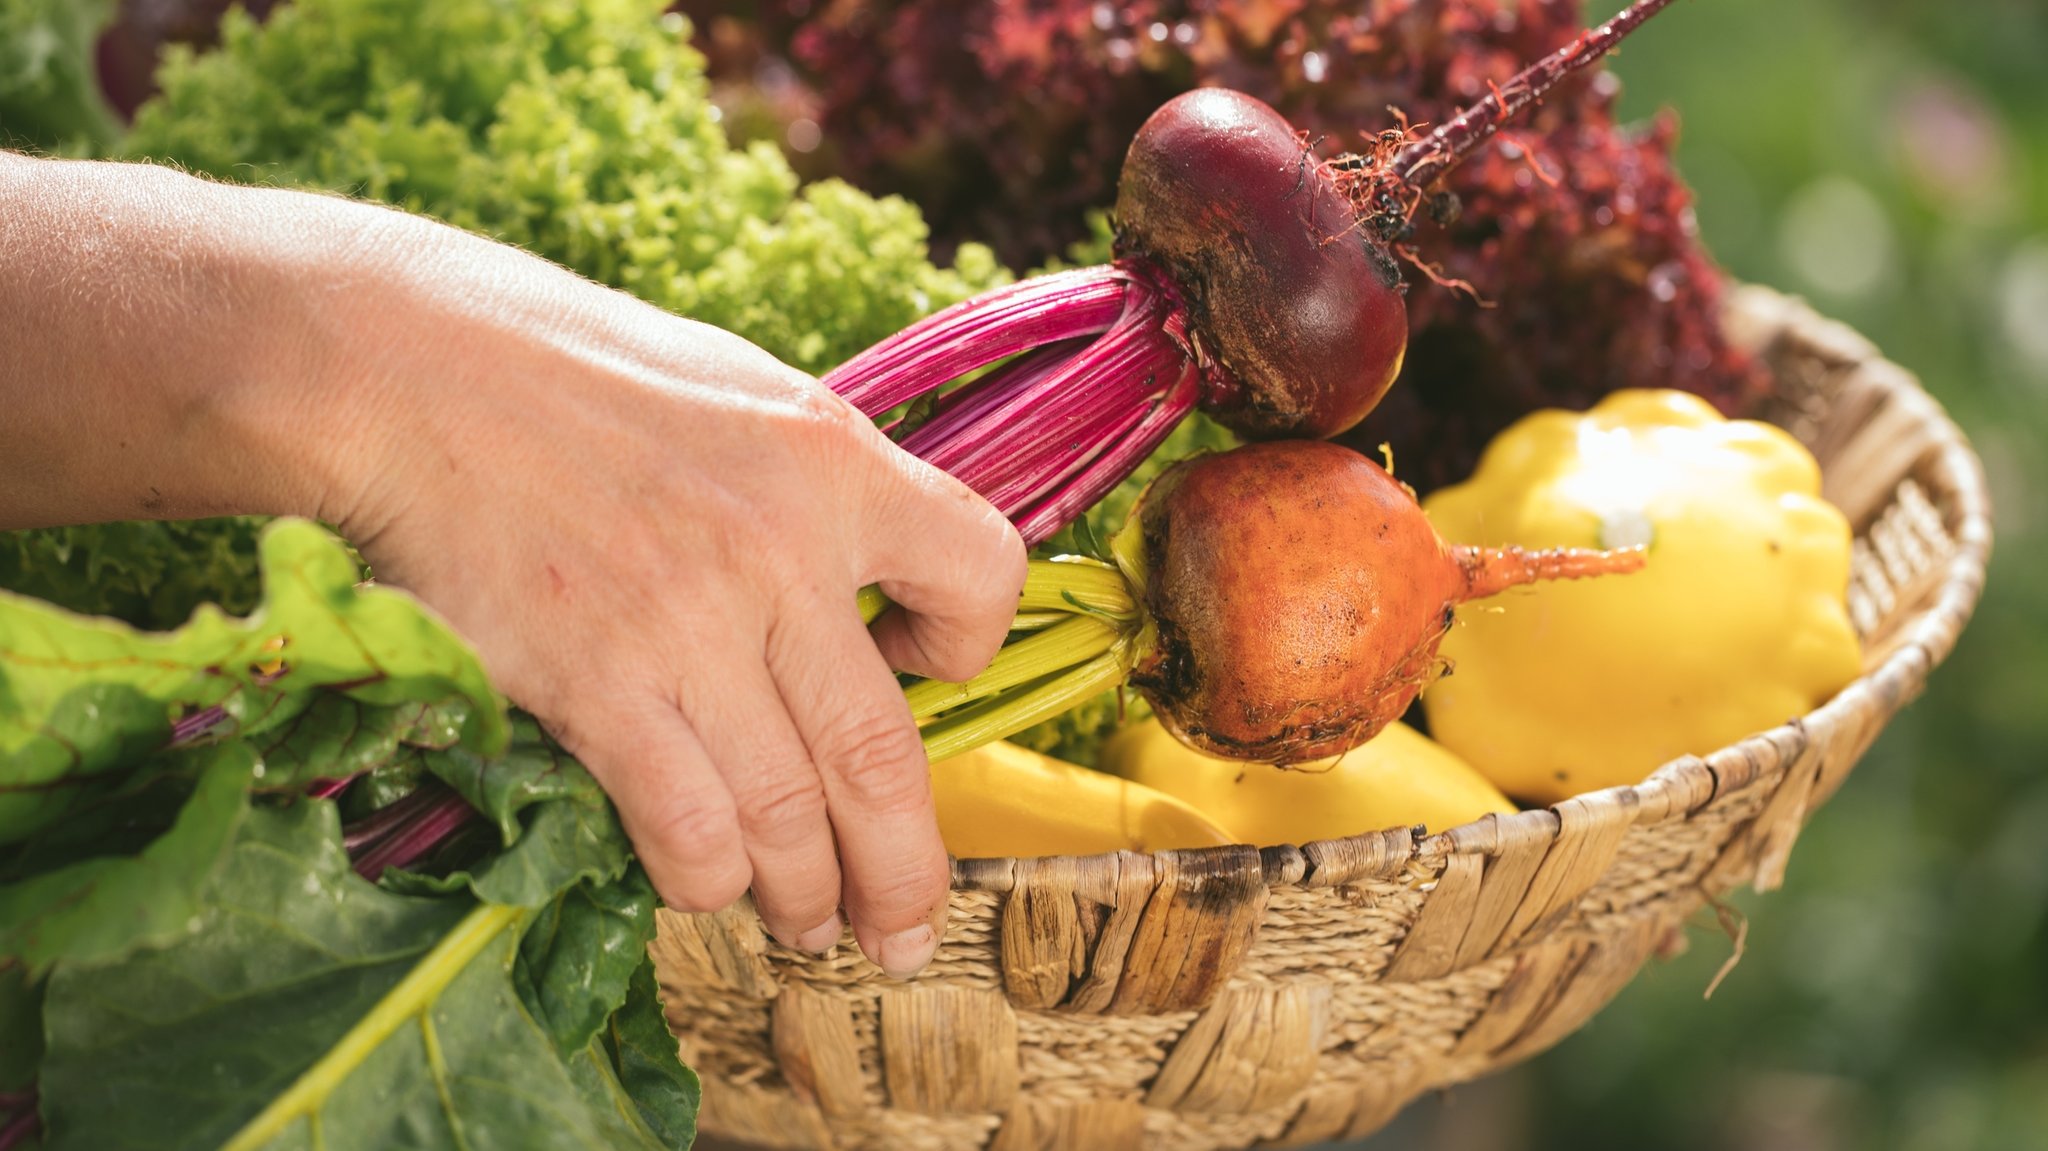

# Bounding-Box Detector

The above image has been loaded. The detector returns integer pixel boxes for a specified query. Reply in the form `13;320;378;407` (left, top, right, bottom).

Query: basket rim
947;285;1994;897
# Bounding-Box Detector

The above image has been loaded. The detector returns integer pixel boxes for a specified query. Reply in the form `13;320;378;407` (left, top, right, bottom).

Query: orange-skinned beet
1128;441;1643;763
1114;89;1409;441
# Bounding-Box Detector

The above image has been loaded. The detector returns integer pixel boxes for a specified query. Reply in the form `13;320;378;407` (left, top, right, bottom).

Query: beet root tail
1391;0;1682;191
1453;544;1648;602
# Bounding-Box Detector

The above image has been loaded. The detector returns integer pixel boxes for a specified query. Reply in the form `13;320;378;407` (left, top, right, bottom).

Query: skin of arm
0;149;1027;978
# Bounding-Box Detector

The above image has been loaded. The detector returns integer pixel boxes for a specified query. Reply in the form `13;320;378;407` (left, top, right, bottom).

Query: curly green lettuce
124;0;1001;376
0;0;119;151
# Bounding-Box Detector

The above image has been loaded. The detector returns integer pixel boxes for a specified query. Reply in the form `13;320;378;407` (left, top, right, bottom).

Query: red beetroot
827;0;1681;546
1114;89;1408;439
688;0;1759;498
1125;441;1642;762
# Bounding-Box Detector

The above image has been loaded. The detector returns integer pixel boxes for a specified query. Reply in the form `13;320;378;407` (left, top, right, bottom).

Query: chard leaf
421;713;590;840
564;1039;671;1150
605;960;700;1150
37;801;682;1151
383;717;633;908
250;696;467;793
0;744;253;974
438;781;631;909
514;868;658;1058
0;518;505;844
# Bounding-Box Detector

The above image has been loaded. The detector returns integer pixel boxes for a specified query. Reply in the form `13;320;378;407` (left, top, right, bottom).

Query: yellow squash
1100;718;1515;845
930;741;1233;858
1422;389;1863;805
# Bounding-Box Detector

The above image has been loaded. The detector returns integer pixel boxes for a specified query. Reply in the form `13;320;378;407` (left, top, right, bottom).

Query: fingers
672;630;848;954
770;595;952;979
573;700;752;917
860;451;1028;684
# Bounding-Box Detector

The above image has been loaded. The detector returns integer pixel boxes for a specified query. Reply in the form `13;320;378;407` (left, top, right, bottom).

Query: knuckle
640;801;749;896
964;504;1029;588
819;709;929;812
736;770;830;845
751;870;843;932
785;385;868;448
854;849;951;924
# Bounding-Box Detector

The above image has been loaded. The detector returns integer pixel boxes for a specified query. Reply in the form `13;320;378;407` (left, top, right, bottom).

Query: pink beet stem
1012;356;1200;546
341;781;444;851
169;703;230;745
349;787;480;880
902;281;1192;523
826;266;1127;416
912;327;1154;492
882;337;1087;441
1454;544;1648;601
1393;0;1680;190
0;1105;36;1151
305;775;358;799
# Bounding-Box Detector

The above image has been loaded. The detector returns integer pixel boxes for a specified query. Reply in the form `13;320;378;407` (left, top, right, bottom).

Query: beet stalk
883;440;1644;765
343;783;480;882
825;0;1683;546
0;1091;37;1151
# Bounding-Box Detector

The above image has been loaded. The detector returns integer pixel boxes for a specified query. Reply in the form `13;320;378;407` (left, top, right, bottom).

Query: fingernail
794;914;843;955
872;923;937;980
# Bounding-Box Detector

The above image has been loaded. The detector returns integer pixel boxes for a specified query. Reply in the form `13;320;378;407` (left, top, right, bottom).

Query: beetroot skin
1114;89;1409;441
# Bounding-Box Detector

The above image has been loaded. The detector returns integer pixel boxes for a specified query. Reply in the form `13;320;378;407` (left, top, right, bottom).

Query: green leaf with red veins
417;713;599;844
0;518;506;845
250;696;470;795
512;867;659;1058
37;802;681;1151
0;743;253;974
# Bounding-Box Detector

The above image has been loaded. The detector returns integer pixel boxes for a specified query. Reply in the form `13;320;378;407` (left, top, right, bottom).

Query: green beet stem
918;649;1131;763
904;614;1122;720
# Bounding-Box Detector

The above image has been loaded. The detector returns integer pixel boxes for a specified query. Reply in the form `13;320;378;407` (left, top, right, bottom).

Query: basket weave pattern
653;287;1993;1151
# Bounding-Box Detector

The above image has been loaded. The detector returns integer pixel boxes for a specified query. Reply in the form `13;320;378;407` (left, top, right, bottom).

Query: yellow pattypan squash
930;741;1232;858
1421;389;1862;805
1100;718;1514;846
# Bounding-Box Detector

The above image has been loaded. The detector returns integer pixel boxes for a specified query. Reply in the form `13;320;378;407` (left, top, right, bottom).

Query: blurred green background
1360;1;2048;1147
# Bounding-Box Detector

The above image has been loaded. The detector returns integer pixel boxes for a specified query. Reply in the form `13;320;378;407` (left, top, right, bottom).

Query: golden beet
1126;440;1643;763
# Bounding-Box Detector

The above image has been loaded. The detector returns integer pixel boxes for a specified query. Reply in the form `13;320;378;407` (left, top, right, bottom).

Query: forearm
0;150;402;531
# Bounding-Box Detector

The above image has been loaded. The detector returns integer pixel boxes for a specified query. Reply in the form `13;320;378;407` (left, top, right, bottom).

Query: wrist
0;155;436;532
176;182;446;529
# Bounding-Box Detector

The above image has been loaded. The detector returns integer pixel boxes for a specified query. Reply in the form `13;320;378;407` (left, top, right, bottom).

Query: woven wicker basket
652;285;1992;1151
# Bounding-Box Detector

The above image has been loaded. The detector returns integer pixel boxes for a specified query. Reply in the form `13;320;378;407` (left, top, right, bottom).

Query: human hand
1;152;1025;978
296;210;1026;976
